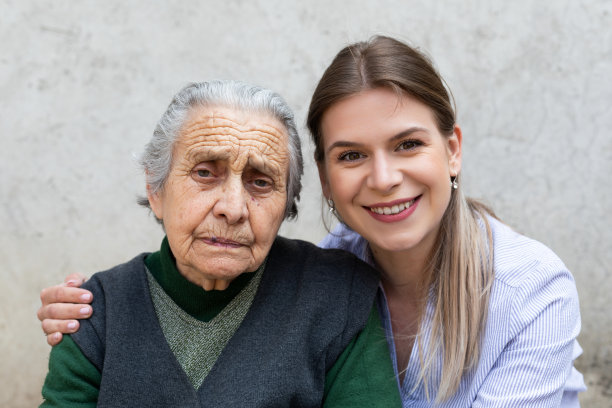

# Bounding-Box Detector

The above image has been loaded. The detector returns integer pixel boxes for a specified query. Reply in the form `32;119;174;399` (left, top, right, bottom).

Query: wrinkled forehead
177;105;290;169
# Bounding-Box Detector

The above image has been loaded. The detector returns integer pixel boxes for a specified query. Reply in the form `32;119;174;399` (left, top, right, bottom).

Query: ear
447;125;463;175
316;161;331;199
147;183;164;220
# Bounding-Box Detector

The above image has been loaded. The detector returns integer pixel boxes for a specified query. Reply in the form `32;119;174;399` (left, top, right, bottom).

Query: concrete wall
1;1;610;406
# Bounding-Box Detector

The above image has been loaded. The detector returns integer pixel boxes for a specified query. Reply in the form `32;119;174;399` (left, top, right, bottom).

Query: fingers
39;275;92;344
37;302;92;322
47;332;63;346
63;273;88;286
41;316;82;336
40;285;93;307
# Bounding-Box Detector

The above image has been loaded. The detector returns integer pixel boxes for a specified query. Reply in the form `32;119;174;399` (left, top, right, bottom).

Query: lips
368;198;417;215
367;196;419;214
203;236;245;248
364;196;421;222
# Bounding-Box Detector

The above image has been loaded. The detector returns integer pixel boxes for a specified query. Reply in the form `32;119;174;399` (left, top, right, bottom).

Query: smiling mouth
368;197;419;215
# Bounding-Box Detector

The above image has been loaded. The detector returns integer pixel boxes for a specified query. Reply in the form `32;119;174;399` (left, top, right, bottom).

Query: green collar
144;237;257;322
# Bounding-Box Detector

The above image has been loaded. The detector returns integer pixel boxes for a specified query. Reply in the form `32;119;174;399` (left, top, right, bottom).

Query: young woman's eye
396;139;422;151
338;151;364;161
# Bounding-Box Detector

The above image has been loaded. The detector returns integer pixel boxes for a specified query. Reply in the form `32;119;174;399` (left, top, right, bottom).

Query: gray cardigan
72;236;379;407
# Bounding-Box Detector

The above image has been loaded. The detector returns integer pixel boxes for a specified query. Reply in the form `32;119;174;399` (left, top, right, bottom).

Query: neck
373;247;427;300
370;229;439;301
176;263;235;291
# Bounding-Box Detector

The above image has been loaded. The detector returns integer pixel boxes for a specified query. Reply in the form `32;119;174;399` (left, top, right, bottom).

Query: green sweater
41;239;400;407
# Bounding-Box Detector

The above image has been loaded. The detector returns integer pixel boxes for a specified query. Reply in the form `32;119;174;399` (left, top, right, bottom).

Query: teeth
370;199;415;215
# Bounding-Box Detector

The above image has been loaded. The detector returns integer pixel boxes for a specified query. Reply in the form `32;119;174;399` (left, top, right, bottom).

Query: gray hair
139;80;303;219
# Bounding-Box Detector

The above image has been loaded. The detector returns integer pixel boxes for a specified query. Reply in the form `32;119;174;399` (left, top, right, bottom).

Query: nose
366;153;402;193
213;177;249;224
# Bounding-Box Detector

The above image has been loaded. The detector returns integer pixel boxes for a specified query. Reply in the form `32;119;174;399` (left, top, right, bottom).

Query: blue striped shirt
320;216;586;407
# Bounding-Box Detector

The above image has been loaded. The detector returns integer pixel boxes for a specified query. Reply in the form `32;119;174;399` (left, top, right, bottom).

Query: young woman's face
318;87;462;256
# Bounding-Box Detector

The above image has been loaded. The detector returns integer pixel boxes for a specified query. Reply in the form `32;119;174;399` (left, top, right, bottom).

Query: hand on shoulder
38;273;93;346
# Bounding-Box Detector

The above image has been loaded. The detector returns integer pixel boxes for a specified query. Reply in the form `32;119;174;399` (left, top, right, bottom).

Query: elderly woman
39;80;401;407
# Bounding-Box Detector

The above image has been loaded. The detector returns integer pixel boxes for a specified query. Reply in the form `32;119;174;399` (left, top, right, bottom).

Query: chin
203;264;249;280
370;235;423;253
202;258;255;280
378;243;414;253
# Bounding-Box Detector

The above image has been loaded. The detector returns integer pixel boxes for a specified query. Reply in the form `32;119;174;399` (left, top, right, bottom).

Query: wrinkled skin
150;106;289;287
39;106;290;345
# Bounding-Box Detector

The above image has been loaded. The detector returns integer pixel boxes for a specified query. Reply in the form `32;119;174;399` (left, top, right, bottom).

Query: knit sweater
41;237;401;407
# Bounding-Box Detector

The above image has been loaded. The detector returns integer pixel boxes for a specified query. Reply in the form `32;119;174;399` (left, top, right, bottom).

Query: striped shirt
320;216;586;407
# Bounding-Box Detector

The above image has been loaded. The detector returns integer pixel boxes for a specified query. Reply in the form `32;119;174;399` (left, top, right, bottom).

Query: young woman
38;36;585;406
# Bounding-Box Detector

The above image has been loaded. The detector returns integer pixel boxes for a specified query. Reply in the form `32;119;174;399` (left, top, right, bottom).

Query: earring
327;198;335;212
450;176;458;189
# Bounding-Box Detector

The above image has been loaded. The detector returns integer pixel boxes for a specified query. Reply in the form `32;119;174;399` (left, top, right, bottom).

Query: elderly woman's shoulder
271;235;379;282
80;252;150;294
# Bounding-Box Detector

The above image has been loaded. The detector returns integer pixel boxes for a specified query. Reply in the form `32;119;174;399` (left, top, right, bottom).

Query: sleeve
472;265;583;408
318;224;372;266
40;335;100;407
323;305;402;407
318;227;344;249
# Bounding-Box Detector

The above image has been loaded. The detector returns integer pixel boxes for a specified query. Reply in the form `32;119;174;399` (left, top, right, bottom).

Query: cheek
326;165;355;198
334;181;362;211
169;190;215;232
422;165;452;213
250;195;286;239
417;154;450;187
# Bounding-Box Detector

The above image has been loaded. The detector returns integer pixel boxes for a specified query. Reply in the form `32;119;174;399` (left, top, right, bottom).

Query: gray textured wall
1;1;610;406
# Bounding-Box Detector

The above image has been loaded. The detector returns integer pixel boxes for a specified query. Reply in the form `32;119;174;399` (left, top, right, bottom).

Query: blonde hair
307;36;495;402
420;186;494;400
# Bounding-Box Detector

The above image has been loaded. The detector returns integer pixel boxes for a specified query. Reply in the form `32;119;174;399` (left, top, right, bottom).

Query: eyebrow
325;126;429;154
247;156;281;177
186;149;229;163
187;148;282;177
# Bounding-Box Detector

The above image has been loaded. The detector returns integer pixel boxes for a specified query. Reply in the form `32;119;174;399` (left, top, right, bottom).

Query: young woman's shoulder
488;216;574;290
318;223;370;264
478;216;585;405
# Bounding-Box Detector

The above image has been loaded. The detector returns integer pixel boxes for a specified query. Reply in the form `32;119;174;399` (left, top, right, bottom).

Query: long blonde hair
422;188;494;400
307;35;495;402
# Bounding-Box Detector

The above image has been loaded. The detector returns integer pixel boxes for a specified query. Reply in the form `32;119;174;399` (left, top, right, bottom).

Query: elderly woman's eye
254;179;270;188
196;169;212;178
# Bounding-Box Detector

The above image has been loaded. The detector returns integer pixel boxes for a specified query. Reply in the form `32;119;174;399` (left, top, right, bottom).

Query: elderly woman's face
148;106;289;286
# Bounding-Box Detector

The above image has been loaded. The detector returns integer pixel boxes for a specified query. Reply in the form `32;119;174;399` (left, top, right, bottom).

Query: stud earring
451;177;458;189
450;171;459;189
327;198;335;212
